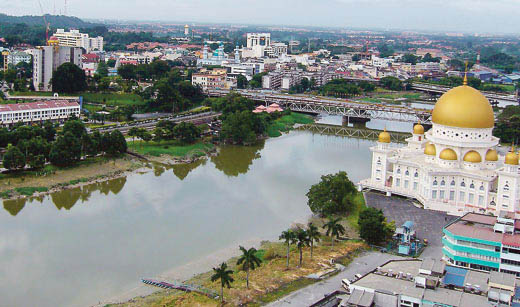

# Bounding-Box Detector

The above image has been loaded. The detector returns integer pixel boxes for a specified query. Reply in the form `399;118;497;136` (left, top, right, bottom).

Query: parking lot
365;192;457;259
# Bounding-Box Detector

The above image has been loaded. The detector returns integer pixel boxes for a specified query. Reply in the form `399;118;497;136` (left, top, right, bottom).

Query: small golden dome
505;151;519;165
485;149;498;161
439;148;457;160
413;123;424;135
463;151;482;163
431;86;494;128
424;143;436;156
378;129;390;143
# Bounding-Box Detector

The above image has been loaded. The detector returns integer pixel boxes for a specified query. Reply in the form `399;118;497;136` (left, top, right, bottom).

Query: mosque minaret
360;75;520;217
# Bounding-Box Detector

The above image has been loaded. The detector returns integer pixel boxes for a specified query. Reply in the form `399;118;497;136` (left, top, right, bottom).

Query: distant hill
0;13;99;29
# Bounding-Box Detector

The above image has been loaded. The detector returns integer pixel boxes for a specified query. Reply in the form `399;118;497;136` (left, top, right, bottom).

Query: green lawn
267;112;314;137
128;140;214;157
346;192;367;230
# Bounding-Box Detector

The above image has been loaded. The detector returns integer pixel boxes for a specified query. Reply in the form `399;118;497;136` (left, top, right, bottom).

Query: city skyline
3;0;520;34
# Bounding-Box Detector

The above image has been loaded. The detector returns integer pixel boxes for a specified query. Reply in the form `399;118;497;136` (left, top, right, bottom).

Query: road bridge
91;112;220;134
207;89;432;125
296;123;411;143
411;82;519;106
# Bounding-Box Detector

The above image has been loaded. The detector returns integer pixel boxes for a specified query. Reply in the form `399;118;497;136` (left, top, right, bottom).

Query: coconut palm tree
295;228;310;267
307;223;321;260
279;229;296;269
211;262;234;305
236;246;262;289
324;217;346;248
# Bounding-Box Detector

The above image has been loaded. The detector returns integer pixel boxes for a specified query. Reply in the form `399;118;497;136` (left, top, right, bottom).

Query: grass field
346;192;367;230
267;112;314;137
112;240;367;307
128;140;214;157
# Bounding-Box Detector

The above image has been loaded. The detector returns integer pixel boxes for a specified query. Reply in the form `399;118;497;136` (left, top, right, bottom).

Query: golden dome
439;148;457;160
378;129;390;143
485;149;498;161
505;150;519;165
431;85;494;128
413;123;424;135
463;151;482;163
424;143;436;156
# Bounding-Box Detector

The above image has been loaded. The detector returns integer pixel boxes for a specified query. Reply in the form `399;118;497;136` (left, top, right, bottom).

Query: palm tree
295;228;310;267
324;217;346;248
128;127;139;145
211;262;234;305
236;246;262;289
279;229;296;269
307;223;321;260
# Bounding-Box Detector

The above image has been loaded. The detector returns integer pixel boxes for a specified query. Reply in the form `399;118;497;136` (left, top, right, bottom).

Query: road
266;252;405;307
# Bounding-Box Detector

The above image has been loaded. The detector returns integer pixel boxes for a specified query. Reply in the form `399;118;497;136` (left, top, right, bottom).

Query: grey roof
459;292;493;307
490;271;515;288
423;288;462;305
463;270;489;292
420;258;445;274
347;289;374;307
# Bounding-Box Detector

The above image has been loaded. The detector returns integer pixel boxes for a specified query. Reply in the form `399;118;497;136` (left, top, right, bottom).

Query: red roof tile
0;100;79;113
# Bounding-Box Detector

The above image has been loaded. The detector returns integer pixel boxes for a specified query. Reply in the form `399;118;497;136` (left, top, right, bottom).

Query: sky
3;0;520;34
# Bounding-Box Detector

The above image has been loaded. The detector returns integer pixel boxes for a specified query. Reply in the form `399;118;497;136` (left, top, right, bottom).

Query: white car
341;279;351;293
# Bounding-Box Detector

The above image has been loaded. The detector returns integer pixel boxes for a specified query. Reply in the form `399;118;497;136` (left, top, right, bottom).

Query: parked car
341;279;351;293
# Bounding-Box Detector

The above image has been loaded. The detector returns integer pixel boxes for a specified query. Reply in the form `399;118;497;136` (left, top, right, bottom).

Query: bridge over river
296;123;411;143
208;89;433;125
411;82;519;106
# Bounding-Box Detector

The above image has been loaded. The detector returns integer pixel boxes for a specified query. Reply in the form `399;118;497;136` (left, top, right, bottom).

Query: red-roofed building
0;100;80;126
81;53;100;64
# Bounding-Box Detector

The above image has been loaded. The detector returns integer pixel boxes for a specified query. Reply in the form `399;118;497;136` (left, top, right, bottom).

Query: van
341;279;351;293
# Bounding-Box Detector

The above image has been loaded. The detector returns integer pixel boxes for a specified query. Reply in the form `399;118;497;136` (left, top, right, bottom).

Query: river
0;116;408;307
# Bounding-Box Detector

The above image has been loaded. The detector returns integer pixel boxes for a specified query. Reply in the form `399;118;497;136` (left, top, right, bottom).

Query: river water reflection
0;124;380;307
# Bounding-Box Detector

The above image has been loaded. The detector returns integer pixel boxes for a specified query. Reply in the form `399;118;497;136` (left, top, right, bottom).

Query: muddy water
0;125;379;307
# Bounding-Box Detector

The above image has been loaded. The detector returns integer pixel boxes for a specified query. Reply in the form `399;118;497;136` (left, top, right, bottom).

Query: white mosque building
359;76;520;217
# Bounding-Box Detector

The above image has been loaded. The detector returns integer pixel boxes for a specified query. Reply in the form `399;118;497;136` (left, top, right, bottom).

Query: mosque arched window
504;185;510;192
414;172;418;178
490;201;496;206
450;180;455;186
461;181;466;187
397;168;401;174
480;185;484;191
433;180;438;186
405;170;409;176
441;180;446;186
470;183;475;189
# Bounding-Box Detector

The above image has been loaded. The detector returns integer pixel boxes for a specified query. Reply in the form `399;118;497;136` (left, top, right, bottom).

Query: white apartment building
54;29;104;52
31;45;83;91
0;100;80;126
262;72;282;89
7;51;31;66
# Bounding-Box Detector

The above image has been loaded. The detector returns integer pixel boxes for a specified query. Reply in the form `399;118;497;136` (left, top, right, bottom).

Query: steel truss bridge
296;123;411;143
207;90;432;124
411;82;519;105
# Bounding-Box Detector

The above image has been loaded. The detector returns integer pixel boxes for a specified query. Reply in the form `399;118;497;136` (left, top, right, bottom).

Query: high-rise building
184;24;190;36
31;37;83;91
53;29;104;52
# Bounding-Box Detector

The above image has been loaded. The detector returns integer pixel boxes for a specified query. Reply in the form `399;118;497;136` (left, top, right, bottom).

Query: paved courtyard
365;192;457;259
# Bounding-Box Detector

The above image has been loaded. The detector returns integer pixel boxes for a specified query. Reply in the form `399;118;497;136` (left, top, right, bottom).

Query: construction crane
37;0;51;44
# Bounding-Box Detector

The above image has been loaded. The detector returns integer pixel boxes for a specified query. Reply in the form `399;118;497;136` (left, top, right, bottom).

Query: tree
104;130;127;155
128;127;139;144
306;171;357;216
42;121;56;142
3;145;25;171
96;61;109;78
402;53;419;65
211;262;234;304
50;62;87;93
324;217;346;248
117;64;136;80
49;132;82;166
249;72;267;88
236;246;262;289
173;122;201;144
295;228;310;267
279;229;296;269
307;223;321;260
380;76;403;91
358;207;395;245
237;74;248;89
